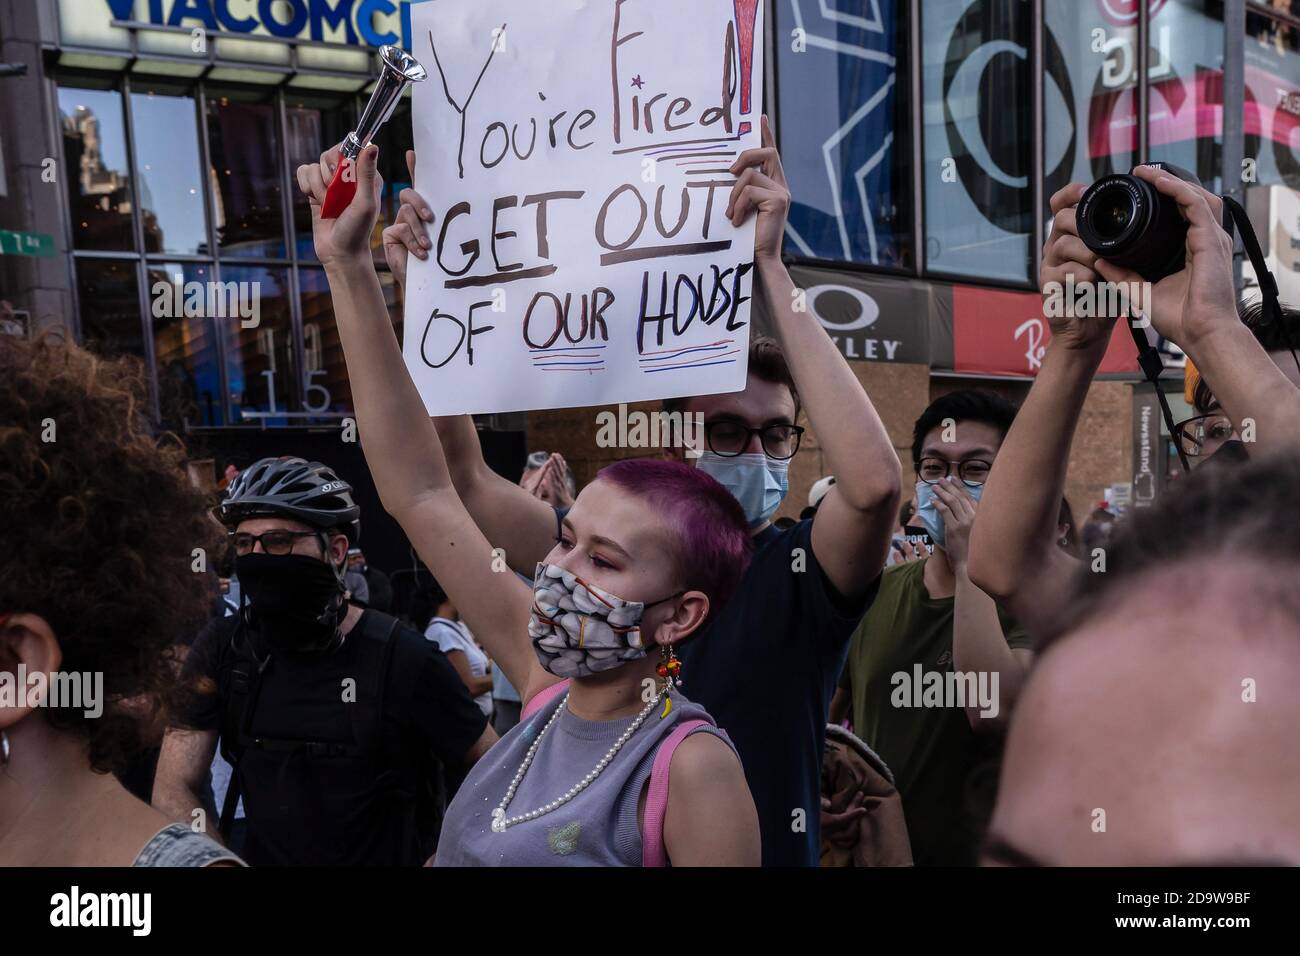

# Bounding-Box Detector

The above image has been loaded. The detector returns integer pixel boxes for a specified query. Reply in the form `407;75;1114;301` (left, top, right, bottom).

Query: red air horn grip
320;158;356;220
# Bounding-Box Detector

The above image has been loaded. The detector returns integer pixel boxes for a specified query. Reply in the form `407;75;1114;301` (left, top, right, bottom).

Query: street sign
0;230;55;257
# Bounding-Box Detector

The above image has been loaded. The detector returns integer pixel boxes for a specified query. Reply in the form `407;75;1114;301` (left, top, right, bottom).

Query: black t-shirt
677;519;878;866
180;610;488;866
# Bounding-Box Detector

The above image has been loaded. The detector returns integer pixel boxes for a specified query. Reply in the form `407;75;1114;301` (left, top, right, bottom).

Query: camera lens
1077;169;1194;282
1093;193;1134;240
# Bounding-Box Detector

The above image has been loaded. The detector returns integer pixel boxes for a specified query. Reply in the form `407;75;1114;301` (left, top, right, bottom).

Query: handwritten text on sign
404;0;764;415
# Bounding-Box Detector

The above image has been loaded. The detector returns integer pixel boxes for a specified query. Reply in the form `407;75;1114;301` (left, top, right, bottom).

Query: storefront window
148;261;224;430
75;258;144;359
1246;6;1300;190
1146;0;1225;192
373;100;414;261
207;89;288;259
298;268;352;423
59;85;135;251
132;84;209;256
219;265;295;424
1044;0;1139;219
286;92;355;263
1244;6;1300;302
775;0;913;268
922;0;1034;282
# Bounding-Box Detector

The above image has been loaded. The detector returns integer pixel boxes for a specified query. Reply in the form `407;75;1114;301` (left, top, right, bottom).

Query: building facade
1;0;1295;543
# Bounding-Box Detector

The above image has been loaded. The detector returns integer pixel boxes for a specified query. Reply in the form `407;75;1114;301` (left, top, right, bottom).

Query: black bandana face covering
235;552;347;653
1203;438;1250;470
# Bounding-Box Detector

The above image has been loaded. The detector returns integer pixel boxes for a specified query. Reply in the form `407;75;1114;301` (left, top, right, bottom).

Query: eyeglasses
1173;412;1235;457
229;530;323;556
704;419;804;460
915;457;993;486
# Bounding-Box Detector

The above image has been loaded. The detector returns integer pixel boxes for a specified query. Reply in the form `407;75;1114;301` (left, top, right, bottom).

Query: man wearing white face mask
840;389;1034;866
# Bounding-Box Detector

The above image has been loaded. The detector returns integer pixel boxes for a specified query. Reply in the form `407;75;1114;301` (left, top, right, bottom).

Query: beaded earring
656;644;682;718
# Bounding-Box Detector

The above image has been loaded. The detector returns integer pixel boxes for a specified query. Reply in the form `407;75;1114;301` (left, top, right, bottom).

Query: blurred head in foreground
984;449;1300;865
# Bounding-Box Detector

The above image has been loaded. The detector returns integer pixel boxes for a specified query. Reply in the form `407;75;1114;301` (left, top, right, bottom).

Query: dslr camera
1076;162;1201;283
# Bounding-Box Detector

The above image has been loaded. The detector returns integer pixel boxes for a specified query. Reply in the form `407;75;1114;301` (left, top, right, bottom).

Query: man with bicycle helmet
154;457;496;865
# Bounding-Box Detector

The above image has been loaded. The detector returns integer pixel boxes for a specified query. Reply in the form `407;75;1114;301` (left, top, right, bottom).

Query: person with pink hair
294;146;759;866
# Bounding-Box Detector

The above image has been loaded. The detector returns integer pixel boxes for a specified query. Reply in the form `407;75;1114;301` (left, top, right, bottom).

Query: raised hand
931;478;979;571
295;143;383;267
1040;182;1117;354
1094;166;1235;354
726;115;789;263
381;149;436;291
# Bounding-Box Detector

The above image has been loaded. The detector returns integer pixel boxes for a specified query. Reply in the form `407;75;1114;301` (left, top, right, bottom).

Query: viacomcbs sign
94;0;418;49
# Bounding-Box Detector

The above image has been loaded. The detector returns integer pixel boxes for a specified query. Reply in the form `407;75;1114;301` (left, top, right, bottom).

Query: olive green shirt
845;557;1033;865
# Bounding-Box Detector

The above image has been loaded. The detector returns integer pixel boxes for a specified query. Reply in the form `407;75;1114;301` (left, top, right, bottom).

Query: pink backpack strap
520;679;570;721
641;719;712;868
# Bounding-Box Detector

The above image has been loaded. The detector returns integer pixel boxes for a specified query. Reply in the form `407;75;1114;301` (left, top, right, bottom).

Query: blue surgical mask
914;479;984;550
697;452;789;528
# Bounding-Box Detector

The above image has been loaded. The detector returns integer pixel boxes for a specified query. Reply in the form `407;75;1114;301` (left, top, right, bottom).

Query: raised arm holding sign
299;138;760;867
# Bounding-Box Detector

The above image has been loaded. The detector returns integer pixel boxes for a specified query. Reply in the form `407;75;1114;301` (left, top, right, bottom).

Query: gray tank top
435;683;732;866
132;823;245;867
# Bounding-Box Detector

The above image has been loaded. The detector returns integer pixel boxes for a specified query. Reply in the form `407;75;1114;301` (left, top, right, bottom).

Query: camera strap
1125;314;1190;472
1126;194;1298;474
1220;196;1300;379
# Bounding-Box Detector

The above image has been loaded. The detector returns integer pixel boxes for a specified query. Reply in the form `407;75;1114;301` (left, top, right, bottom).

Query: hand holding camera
1080;164;1237;355
1041;182;1115;355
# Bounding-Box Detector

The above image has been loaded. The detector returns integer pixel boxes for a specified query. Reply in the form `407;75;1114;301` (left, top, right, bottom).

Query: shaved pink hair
597;457;753;611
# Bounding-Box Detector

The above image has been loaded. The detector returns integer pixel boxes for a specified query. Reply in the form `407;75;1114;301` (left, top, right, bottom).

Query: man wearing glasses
388;127;902;865
839;390;1035;866
154;457;496;866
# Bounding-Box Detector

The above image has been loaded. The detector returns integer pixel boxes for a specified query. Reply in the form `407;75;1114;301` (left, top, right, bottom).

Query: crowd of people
2;123;1298;868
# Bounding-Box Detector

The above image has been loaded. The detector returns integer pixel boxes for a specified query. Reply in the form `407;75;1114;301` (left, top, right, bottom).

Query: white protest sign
404;0;765;415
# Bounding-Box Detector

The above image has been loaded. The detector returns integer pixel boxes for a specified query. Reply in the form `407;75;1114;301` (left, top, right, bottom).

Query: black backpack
215;611;444;864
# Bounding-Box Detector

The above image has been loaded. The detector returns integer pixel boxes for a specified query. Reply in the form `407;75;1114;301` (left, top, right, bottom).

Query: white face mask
527;563;679;679
695;452;789;528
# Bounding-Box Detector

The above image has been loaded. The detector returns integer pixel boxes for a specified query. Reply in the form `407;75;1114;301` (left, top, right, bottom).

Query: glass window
298;268;404;423
219;265;296;424
922;0;1033;282
1044;0;1138;220
1146;0;1225;192
285;92;355;263
76;258;145;360
775;0;912;268
59;85;135;251
1246;6;1300;190
298;268;352;422
147;261;225;429
206;88;287;259
131;84;209;256
373;99;414;261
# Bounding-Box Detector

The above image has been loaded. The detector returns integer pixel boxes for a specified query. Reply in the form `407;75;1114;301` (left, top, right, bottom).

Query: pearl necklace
491;689;664;833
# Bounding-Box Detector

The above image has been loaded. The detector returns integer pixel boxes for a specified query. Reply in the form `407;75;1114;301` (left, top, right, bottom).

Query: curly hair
0;333;219;773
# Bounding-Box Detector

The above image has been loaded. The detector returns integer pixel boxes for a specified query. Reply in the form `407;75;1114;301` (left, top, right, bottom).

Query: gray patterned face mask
527;563;679;678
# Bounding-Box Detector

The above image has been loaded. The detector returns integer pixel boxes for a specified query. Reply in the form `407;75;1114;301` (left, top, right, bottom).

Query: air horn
321;44;428;219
